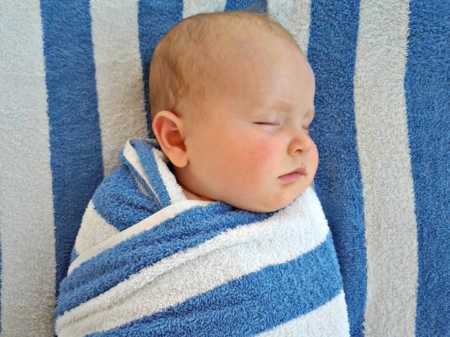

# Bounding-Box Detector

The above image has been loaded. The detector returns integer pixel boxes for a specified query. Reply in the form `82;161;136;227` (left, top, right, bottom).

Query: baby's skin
150;11;318;213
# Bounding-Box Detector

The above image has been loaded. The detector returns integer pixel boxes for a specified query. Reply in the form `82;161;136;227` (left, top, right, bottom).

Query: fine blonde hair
149;10;300;121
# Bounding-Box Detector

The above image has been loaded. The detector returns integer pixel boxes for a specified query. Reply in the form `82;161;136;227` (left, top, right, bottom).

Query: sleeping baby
149;10;317;213
55;10;349;337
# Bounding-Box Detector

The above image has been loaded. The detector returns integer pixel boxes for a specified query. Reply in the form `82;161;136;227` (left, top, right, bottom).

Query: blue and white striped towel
2;1;449;336
55;138;349;337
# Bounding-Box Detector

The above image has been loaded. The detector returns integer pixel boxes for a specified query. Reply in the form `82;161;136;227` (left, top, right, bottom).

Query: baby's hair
149;10;300;121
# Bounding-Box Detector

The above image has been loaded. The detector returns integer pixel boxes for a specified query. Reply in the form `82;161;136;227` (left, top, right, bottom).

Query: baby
56;10;349;337
149;10;318;212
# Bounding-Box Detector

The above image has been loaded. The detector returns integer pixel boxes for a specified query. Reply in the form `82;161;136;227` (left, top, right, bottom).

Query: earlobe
151;110;189;168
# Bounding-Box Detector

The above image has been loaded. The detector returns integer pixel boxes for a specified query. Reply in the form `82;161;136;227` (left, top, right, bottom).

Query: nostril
288;140;305;155
288;134;313;155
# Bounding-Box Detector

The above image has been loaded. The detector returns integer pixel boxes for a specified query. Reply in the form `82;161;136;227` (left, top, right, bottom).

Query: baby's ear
152;110;188;168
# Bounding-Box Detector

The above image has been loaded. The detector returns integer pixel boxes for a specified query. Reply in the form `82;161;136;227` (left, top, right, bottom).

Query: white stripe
151;147;186;203
257;291;349;337
122;140;156;197
73;201;119;258
90;0;148;177
183;0;226;18
354;1;417;336
56;189;331;337
0;2;56;336
267;0;312;54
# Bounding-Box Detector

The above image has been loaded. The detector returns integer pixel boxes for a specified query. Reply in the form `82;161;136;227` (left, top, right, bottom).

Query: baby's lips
278;167;307;184
279;167;306;178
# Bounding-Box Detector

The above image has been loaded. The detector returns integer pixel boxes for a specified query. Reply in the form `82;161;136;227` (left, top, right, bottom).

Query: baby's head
149;11;318;212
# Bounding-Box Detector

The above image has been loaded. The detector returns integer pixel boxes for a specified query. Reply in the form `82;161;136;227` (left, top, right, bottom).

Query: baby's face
177;37;318;212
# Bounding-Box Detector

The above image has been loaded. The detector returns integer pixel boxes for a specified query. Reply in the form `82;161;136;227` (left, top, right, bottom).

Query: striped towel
55;138;349;337
1;1;449;337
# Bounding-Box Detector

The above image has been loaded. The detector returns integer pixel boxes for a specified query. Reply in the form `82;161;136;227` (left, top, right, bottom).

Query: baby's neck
170;163;213;202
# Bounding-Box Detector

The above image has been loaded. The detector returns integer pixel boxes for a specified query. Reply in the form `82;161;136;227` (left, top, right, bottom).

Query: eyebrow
270;100;315;120
270;100;294;114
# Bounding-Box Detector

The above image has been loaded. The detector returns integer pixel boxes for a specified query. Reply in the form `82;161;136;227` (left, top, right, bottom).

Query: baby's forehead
169;12;299;55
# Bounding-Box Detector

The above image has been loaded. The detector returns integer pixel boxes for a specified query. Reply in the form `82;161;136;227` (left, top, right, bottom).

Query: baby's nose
288;131;313;156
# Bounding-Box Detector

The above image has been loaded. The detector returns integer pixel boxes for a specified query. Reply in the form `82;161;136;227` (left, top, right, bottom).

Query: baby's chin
244;199;297;213
226;190;305;213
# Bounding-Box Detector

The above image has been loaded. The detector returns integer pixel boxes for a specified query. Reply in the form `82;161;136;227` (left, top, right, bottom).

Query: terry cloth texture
54;138;349;337
1;1;449;337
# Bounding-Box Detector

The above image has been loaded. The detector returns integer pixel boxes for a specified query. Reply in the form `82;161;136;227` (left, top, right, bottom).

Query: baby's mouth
278;167;306;184
280;167;307;177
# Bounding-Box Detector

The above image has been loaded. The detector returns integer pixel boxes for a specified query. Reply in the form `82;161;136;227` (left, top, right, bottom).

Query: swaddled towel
55;138;349;337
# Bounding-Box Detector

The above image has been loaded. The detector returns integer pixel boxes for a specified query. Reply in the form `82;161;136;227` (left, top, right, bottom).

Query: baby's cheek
223;130;280;182
245;140;279;172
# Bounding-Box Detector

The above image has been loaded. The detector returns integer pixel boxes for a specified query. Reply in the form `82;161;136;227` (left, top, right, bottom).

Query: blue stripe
405;1;450;336
56;204;270;316
92;166;160;231
40;1;104;296
225;0;267;11
131;140;171;207
87;233;342;337
307;1;364;336
138;0;183;137
120;150;161;202
92;141;169;231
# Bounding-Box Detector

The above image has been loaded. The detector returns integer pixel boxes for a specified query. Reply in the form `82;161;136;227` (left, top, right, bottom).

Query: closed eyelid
284;110;314;126
252;108;314;125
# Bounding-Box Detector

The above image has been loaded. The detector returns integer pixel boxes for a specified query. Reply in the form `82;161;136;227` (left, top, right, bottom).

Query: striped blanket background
0;1;448;337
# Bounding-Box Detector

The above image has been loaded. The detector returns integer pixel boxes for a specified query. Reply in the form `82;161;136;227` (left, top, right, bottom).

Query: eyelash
253;122;310;130
253;122;280;126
